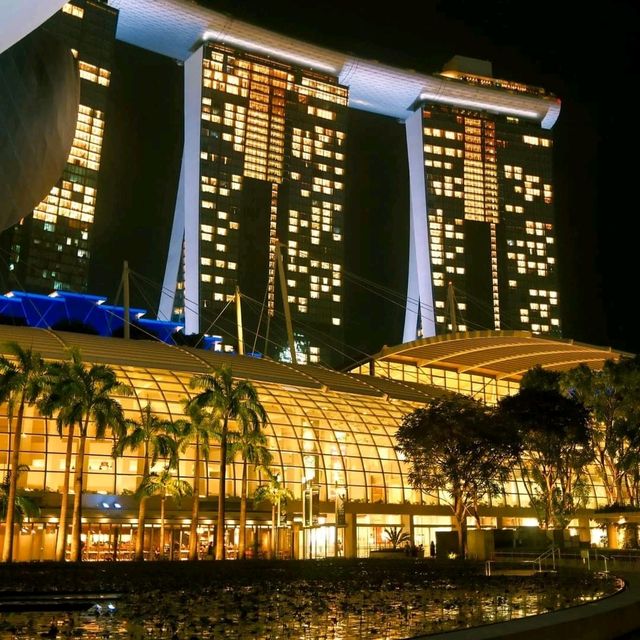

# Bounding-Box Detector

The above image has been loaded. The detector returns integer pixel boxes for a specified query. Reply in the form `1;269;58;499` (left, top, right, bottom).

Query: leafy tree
0;342;51;562
135;469;192;559
383;526;410;550
498;386;592;530
563;357;640;506
49;352;131;561
619;417;640;510
520;365;563;392
179;401;216;561
188;366;267;560
228;424;272;559
395;393;520;556
113;403;181;561
254;470;293;559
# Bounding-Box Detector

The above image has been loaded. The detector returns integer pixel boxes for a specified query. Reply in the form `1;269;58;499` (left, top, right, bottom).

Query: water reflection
0;574;619;639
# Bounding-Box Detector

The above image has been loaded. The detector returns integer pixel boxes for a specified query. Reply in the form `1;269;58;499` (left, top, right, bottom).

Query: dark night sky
91;1;640;364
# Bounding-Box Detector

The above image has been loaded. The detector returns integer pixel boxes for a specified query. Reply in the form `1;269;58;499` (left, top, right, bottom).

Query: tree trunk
4;407;12;476
43;417;49;491
160;494;166;559
55;421;75;562
70;419;89;562
135;498;148;561
545;475;554;530
2;396;25;563
239;459;248;559
135;451;150;562
215;418;228;561
615;475;625;505
188;438;200;561
454;497;466;558
271;503;277;560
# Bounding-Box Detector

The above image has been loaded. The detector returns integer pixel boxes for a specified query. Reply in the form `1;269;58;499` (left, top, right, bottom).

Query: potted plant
385;526;411;550
370;527;412;558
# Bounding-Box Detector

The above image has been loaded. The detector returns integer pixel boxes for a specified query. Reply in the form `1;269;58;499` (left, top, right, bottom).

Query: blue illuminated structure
0;289;222;348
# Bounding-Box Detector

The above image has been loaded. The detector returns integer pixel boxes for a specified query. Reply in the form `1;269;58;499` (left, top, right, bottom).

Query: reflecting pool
0;561;622;639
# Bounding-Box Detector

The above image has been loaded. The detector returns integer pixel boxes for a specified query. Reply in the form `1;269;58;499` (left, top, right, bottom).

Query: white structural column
158;155;185;321
403;194;420;341
0;0;66;54
160;46;203;333
403;108;435;341
182;46;204;334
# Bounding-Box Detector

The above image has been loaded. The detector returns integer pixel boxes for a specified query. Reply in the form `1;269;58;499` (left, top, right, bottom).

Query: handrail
594;551;613;574
492;547;640;576
486;544;559;575
532;545;560;571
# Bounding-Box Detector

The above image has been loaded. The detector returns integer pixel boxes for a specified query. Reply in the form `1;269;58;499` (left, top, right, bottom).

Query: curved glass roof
361;330;633;382
0;325;436;506
0;326;619;511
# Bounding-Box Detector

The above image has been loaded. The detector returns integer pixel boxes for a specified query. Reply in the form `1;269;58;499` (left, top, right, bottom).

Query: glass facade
0;328;615;559
0;1;118;293
351;359;521;407
0;362;423;505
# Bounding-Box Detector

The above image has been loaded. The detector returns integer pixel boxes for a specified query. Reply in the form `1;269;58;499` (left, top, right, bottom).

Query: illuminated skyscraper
403;56;560;339
160;42;348;365
117;7;559;362
1;2;563;360
0;0;117;293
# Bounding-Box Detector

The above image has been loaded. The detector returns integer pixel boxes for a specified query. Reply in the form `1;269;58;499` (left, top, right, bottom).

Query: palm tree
0;342;51;563
2;393;16;477
188;365;267;560
136;469;192;559
38;352;85;561
113;402;181;561
229;426;272;559
254;470;293;560
180;400;216;561
50;353;131;562
0;466;40;526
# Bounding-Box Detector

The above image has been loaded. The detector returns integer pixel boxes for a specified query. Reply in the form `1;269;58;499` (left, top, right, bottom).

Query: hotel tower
137;7;562;364
159;42;348;365
0;0;118;294
405;56;560;340
1;1;562;364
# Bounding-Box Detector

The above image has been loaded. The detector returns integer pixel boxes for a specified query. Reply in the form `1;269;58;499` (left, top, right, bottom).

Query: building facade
0;0;117;294
1;2;562;365
0;326;631;562
403;57;560;340
93;1;558;365
159;43;348;367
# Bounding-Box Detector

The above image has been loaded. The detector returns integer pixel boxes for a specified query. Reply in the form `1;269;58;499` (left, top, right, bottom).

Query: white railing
487;545;560;575
594;551;612;574
490;547;640;577
531;545;560;572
